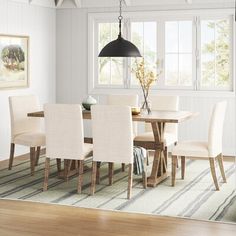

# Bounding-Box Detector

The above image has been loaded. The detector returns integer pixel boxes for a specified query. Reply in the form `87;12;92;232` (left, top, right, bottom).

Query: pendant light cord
118;0;123;38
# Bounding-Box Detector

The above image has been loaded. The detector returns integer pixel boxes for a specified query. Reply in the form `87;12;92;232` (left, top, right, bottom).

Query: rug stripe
0;171;59;198
115;188;152;210
52;167;128;204
178;164;235;217
18;159;93;200
0;161;45;181
72;175;130;207
152;166;213;214
0;159;33;171
96;179;144;209
215;192;236;221
209;190;236;220
116;159;195;211
0;162;56;187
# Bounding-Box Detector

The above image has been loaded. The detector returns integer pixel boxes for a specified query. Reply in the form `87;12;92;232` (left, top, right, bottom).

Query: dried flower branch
132;58;161;114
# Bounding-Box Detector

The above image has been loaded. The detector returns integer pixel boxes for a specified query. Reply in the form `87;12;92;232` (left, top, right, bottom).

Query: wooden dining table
28;109;198;187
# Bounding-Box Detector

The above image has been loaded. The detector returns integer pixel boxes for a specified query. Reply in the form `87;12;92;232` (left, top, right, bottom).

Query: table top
28;110;198;123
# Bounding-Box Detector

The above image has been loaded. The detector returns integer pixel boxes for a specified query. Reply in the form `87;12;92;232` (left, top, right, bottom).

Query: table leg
147;122;169;187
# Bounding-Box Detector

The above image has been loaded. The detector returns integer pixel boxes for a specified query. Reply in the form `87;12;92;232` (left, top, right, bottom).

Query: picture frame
0;34;29;89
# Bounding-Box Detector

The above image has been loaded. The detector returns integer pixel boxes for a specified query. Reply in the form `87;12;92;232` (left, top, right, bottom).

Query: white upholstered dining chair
108;94;139;171
43;104;93;193
90;105;134;199
134;96;179;164
107;94;139;135
9;95;45;175
171;101;227;190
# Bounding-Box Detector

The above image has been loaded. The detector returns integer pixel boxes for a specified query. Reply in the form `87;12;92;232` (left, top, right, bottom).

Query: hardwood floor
0;199;236;236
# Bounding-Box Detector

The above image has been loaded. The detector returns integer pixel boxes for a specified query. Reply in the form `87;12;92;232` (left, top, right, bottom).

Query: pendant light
98;0;142;57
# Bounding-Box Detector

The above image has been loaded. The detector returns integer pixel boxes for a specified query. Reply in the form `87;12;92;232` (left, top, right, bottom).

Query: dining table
28;109;198;187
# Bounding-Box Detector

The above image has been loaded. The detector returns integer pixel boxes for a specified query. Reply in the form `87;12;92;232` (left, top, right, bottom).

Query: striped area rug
0;155;236;224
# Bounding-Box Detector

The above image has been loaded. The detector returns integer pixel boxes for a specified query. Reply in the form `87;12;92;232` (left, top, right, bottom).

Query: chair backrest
208;101;227;157
145;96;179;135
44;104;85;160
107;94;138;136
91;105;133;164
9;95;42;141
107;94;138;107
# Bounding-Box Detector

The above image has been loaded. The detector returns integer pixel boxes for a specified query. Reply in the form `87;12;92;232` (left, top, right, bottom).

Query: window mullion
196;16;200;91
177;22;180;86
157;20;165;88
125;18;130;89
109;23;112;85
214;21;217;89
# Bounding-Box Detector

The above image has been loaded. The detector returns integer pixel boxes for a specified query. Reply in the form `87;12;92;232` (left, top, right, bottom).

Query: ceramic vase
82;95;97;110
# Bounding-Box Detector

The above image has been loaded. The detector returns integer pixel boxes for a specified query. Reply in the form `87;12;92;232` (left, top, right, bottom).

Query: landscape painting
0;35;29;89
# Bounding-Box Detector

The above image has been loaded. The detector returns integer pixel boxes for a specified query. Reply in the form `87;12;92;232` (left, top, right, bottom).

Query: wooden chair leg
30;147;36;176
217;154;227;183
142;171;147;189
181;156;185;179
75;160;79;173
127;163;133;199
121;163;125;172
68;160;72;173
164;146;168;161
77;160;84;194
171;155;177;186
64;160;69;182
96;162;101;184
161;147;167;173
209;158;220;191
8;143;15;170
56;159;61;174
146;151;150;166
174;142;178;168
90;161;97;196
35;146;41;166
108;162;114;186
65;160;73;182
143;157;147;189
43;158;50;191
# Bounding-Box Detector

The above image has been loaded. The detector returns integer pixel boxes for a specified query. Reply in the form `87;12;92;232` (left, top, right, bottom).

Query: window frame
197;15;234;92
88;9;235;96
157;16;196;90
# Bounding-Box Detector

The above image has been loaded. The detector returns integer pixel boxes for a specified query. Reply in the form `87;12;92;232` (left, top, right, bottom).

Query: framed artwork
0;34;29;89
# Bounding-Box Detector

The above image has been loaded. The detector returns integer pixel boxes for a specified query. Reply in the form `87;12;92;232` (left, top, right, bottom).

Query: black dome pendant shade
98;0;142;58
99;35;141;57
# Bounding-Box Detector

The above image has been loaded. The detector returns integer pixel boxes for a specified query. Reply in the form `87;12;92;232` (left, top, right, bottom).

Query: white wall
0;0;56;160
56;6;236;156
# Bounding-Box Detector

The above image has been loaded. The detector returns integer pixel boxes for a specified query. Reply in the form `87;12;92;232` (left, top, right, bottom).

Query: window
200;18;231;90
89;11;234;94
130;22;157;86
165;21;193;87
98;23;124;86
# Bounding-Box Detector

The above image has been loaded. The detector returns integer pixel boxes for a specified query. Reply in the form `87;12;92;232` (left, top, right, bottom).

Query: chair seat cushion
46;143;93;160
134;132;177;147
172;141;209;158
14;132;46;147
